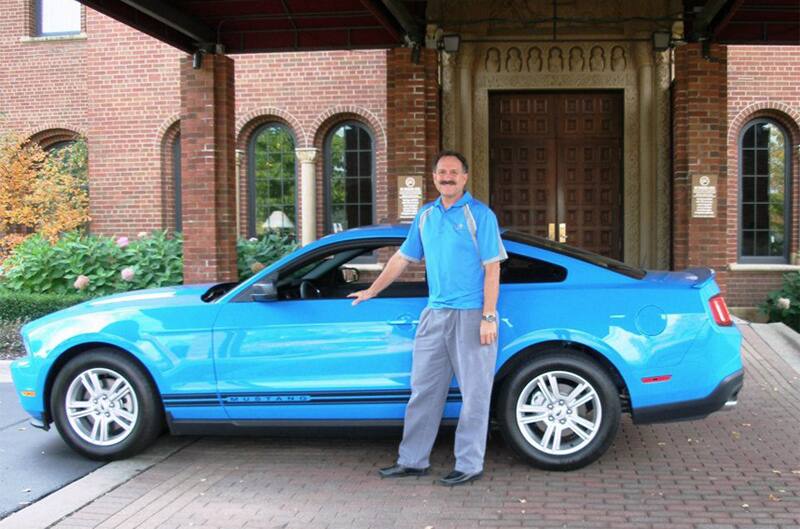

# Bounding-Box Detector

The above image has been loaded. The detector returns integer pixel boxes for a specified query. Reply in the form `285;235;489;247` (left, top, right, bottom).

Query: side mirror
251;281;278;302
339;267;360;284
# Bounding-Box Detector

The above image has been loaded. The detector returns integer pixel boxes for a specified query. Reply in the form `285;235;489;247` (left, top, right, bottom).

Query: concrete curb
0;360;11;383
0;436;194;529
749;321;800;376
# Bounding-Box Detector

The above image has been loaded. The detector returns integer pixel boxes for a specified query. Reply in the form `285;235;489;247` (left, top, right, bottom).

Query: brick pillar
386;48;441;219
672;43;728;293
179;53;238;283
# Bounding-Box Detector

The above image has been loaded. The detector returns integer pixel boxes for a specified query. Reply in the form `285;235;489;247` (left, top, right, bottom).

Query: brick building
1;0;798;315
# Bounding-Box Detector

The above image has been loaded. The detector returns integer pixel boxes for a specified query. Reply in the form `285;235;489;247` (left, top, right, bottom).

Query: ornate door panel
490;92;623;259
489;94;556;239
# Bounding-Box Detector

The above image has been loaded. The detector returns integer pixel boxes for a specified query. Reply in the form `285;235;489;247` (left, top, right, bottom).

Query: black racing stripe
162;393;218;400
217;389;462;399
224;396;463;406
163;389;463;408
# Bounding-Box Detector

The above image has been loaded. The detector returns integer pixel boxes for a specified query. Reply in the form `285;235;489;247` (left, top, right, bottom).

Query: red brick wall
386;47;441;218
0;2;388;240
0;0;88;140
672;43;730;295
725;46;800;308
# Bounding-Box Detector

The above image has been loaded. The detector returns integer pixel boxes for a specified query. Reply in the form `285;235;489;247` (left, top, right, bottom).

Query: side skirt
166;415;459;437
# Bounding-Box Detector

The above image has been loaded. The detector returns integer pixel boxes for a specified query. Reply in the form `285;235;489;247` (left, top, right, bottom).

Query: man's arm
480;261;500;345
348;251;412;306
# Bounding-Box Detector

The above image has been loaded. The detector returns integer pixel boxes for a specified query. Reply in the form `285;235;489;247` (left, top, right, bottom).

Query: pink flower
121;267;135;281
74;275;90;290
116;236;129;248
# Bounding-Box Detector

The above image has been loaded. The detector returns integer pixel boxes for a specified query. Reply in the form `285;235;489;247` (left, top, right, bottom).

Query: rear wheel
498;350;620;470
50;349;163;460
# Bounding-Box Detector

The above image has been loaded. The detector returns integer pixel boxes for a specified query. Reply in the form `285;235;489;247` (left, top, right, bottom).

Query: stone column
634;41;655;268
654;51;672;269
458;44;475;167
296;147;318;246
179;53;238;283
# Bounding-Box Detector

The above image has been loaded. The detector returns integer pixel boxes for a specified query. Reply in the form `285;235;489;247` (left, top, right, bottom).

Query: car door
213;240;430;421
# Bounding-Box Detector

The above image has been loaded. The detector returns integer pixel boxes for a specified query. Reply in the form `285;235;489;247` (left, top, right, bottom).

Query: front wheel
50;349;163;460
497;351;621;470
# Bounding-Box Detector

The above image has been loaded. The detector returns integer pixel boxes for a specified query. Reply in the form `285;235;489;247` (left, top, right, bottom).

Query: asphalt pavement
0;381;104;519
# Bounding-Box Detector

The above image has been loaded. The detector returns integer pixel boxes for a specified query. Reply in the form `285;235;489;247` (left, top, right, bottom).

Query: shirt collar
435;191;473;211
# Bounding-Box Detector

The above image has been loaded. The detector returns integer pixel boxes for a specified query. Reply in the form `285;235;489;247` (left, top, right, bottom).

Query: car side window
275;244;428;300
500;253;567;284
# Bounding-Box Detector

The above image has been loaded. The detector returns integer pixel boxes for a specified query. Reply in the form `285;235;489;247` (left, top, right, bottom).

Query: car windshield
502;230;647;279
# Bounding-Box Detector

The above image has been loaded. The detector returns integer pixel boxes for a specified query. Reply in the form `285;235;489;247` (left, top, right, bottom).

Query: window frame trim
35;0;82;37
172;133;182;232
323;120;377;235
737;118;792;264
247;121;299;239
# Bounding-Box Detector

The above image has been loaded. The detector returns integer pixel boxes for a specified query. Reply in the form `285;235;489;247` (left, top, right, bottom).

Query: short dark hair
433;150;469;173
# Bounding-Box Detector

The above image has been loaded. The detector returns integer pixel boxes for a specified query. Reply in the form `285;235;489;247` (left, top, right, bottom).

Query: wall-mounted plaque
398;176;423;220
691;174;717;218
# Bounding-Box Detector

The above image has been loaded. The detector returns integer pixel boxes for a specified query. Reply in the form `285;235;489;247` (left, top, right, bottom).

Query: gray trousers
396;308;498;474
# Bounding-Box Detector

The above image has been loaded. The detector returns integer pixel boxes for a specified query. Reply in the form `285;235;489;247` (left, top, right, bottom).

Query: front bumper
632;369;744;424
10;357;48;424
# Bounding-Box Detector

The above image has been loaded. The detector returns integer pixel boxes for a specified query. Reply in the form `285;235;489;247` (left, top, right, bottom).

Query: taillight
709;294;732;326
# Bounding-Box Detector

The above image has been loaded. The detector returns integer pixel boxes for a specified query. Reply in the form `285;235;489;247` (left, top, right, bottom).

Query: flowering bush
760;272;800;332
0;231;182;296
237;233;298;280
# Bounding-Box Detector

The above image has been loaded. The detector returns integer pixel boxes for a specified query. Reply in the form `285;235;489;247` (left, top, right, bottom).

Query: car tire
497;350;621;470
50;348;163;460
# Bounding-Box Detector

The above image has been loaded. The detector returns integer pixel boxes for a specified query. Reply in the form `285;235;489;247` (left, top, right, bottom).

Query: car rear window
502;231;646;280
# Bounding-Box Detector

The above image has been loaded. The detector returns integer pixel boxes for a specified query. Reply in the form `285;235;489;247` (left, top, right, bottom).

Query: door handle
559;223;568;243
548;223;555;240
388;319;420;326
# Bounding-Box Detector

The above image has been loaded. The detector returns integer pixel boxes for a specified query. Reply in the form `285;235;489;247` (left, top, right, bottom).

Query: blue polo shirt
399;192;507;309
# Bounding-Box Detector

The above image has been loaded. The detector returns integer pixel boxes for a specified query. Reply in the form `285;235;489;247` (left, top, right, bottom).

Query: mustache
438;180;457;185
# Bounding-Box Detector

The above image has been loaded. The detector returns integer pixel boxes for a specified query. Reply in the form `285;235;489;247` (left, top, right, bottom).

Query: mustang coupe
11;225;743;470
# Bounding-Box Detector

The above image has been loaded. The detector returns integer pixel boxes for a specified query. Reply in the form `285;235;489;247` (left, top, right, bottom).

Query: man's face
433;156;468;200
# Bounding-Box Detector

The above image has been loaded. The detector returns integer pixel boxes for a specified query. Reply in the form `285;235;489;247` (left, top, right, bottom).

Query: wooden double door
489;92;623;260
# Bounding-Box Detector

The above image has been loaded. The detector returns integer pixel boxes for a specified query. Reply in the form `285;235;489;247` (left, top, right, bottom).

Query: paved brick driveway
52;323;800;529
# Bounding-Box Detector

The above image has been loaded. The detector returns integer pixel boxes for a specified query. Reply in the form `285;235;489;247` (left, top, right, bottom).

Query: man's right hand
348;288;376;306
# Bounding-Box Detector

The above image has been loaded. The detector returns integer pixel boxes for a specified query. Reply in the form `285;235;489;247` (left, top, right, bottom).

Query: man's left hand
480;320;497;345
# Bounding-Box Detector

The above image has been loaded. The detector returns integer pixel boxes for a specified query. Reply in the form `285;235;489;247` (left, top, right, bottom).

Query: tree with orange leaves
0;129;90;259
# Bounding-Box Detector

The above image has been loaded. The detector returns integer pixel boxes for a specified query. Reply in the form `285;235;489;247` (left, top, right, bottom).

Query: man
348;150;507;486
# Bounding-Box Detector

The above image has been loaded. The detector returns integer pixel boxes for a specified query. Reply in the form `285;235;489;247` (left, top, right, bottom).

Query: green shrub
0;231;182;296
237;232;298;280
760;272;800;332
0;291;89;321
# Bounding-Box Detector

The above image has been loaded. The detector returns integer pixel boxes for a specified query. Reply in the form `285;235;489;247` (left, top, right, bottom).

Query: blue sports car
11;225;743;470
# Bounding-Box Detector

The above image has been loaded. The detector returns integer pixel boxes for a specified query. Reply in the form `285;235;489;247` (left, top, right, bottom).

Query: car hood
22;283;217;333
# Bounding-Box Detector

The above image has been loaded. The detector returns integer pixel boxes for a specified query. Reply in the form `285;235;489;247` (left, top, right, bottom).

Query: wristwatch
481;313;497;323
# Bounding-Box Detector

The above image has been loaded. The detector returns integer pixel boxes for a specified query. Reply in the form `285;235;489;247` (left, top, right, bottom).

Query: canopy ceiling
76;0;798;54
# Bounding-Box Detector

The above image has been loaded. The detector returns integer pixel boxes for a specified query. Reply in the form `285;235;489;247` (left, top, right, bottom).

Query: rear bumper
632;369;743;424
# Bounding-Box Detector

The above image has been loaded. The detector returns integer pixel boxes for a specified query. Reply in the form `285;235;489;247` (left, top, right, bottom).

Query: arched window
247;123;297;237
46;138;88;195
172;133;182;232
325;121;374;233
739;119;791;263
